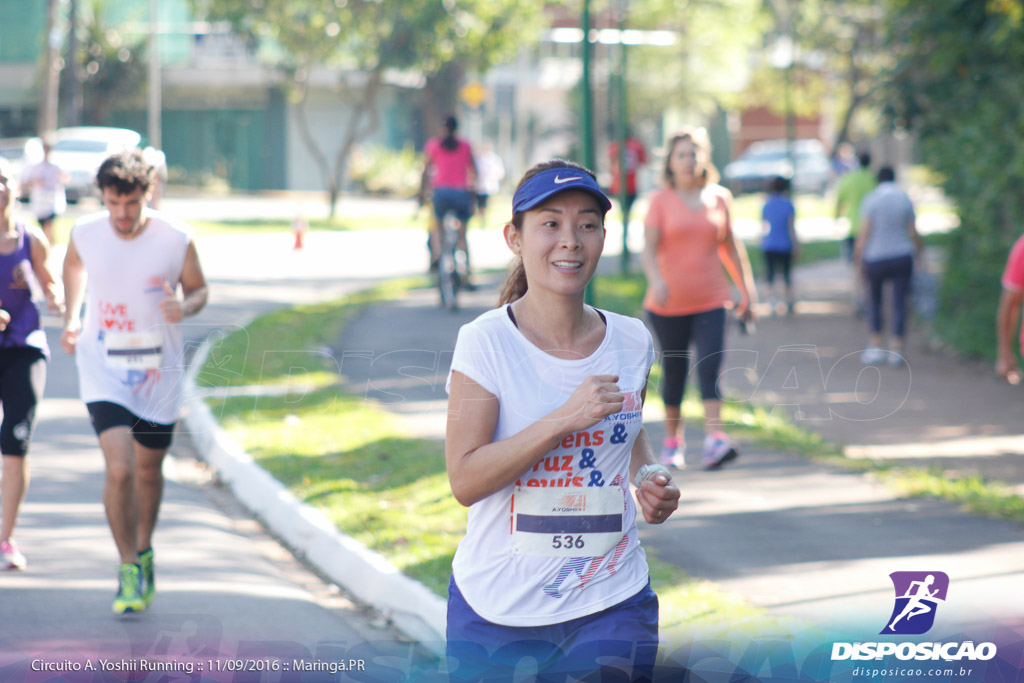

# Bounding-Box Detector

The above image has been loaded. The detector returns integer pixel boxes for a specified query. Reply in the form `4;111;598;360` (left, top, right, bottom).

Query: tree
191;0;546;216
725;0;895;154
624;0;767;126
883;0;1024;358
57;0;149;127
72;2;149;126
778;0;891;149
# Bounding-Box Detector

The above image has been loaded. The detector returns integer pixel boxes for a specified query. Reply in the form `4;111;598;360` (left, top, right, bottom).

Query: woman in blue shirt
760;176;800;315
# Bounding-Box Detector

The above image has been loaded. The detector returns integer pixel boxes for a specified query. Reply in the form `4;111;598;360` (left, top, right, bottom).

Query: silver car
723;138;831;195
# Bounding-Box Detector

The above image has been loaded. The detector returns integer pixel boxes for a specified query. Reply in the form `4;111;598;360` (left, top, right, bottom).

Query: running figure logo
880;571;949;635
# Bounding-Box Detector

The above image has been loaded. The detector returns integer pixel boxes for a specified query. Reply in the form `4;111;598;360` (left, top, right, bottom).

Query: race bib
103;330;164;370
511;487;624;558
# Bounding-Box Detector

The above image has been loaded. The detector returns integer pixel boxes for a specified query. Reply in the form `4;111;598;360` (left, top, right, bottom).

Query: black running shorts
86;401;176;450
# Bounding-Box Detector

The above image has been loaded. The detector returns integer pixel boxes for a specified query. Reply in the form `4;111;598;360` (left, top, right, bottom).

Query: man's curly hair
96;148;156;195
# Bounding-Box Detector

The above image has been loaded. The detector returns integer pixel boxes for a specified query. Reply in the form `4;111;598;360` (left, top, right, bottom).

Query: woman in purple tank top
0;158;63;570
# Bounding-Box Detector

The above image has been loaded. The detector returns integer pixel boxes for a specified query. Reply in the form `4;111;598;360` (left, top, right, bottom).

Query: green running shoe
112;563;147;614
139;548;155;606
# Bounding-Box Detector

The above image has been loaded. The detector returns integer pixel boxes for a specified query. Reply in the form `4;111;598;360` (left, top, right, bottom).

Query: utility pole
581;0;595;305
63;0;80;126
39;0;63;137
148;0;162;149
615;0;630;274
581;0;594;172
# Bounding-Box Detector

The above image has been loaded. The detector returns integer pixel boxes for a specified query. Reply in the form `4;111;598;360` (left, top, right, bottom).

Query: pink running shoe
1;538;26;570
659;437;686;469
702;432;739;470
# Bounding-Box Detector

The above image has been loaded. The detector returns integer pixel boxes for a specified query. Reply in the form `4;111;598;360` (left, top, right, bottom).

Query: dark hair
662;127;719;188
858;151;871;168
498;159;599;306
877;166;895;183
96;148;156;195
441;115;459;151
768;175;790;194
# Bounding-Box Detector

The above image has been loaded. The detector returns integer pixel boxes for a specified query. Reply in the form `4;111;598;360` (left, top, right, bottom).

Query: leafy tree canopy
884;0;1024;358
191;0;546;80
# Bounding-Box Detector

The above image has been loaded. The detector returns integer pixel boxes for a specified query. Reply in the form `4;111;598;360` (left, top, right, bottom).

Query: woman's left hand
636;472;680;524
735;296;754;322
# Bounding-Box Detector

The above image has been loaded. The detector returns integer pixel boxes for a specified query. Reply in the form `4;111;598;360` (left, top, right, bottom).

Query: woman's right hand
558;374;624;433
0;309;9;331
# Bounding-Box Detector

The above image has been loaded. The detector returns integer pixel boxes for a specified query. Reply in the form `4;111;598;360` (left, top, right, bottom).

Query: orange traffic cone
292;214;308;249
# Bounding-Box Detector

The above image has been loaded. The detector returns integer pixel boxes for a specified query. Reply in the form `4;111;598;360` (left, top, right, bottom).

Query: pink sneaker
702;432;739;470
659;437;686;469
1;538;26;570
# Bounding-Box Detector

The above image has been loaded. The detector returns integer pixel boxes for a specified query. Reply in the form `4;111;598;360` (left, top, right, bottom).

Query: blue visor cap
512;167;613;215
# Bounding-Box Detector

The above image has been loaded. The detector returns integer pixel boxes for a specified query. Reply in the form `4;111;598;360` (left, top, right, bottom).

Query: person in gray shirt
854;166;924;365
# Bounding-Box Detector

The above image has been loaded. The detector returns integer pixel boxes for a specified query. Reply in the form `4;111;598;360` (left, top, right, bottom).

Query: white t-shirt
446;305;656;627
22;161;66;219
71;210;193;424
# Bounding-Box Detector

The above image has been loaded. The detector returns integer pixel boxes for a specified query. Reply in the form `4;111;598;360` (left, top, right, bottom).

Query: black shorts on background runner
86;401;176;450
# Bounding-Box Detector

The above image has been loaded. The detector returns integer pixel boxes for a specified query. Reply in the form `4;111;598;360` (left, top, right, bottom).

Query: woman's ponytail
498;256;528;306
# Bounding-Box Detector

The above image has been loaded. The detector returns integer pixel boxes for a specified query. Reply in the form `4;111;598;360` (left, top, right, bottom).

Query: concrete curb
180;334;448;656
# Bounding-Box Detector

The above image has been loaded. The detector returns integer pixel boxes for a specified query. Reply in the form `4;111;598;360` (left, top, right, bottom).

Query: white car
51;126;142;202
723;138;832;195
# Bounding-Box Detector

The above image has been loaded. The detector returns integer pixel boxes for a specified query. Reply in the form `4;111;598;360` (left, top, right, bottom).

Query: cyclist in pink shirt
422;116;477;286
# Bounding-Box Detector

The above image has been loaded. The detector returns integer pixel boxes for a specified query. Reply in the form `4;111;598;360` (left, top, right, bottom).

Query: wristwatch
633;463;671;489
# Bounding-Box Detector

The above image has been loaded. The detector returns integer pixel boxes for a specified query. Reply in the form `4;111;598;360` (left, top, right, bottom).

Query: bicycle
436;208;464;310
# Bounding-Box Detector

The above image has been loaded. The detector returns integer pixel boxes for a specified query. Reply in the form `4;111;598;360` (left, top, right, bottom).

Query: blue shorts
446;576;659;682
432;187;474;221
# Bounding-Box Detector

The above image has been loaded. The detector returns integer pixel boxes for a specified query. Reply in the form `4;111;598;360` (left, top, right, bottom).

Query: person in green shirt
834;151;875;314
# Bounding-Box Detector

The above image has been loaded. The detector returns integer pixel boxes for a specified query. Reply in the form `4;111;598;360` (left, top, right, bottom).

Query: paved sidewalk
334;258;1024;637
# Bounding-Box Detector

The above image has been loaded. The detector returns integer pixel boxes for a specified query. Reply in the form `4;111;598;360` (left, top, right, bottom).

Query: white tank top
72;210;193;424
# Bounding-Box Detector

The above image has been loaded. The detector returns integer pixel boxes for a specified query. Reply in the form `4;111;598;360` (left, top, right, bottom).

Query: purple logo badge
880;571;949;635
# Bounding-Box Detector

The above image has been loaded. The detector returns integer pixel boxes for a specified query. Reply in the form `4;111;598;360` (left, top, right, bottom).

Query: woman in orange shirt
642;128;756;470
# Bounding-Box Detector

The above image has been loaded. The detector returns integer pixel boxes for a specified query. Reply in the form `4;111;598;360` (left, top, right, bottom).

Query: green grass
648;557;791;639
189;214;423;236
877;468;1024;522
730;192;834;222
729;186;956;223
186;197;514;236
209;389;464;597
209;386;780;633
195;279;423;389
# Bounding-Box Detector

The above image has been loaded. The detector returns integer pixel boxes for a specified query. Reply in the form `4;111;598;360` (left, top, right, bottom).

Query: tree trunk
326;65;385;219
291;79;335;214
420;61;466;144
